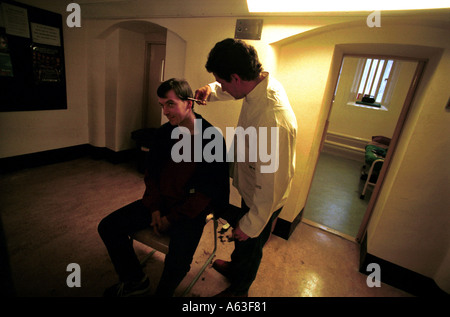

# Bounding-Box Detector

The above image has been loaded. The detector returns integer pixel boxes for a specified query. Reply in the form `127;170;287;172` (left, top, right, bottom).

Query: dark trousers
225;200;282;295
97;200;205;296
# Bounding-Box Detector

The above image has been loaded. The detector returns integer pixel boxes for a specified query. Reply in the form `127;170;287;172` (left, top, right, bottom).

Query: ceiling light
246;0;450;12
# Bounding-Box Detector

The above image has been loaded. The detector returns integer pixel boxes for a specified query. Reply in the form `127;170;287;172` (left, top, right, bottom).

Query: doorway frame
316;52;427;243
142;41;166;128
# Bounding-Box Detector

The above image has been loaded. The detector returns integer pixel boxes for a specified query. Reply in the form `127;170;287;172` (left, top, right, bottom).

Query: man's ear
230;73;241;83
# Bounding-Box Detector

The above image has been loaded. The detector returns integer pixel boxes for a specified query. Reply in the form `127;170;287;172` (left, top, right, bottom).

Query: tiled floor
0;157;412;297
303;152;369;238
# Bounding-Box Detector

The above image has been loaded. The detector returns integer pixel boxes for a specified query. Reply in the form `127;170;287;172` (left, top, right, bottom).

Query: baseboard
322;131;368;162
326;131;369;149
272;208;304;240
0;144;137;174
359;234;449;297
301;218;356;242
89;146;136;164
322;141;365;162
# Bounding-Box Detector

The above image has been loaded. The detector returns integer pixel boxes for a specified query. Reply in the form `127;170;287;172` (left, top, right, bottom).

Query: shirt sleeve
208;82;235;102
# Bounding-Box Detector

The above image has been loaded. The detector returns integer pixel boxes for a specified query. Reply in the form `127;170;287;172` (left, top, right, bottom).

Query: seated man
98;78;229;297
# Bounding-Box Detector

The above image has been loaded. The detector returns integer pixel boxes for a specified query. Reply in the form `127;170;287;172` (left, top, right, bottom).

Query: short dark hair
157;78;194;107
205;38;262;82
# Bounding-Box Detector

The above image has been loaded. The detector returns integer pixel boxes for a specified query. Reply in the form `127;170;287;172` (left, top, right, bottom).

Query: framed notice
0;0;67;111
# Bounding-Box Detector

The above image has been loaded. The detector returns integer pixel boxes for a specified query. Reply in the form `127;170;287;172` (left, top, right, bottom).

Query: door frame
142;41;166;128
355;56;427;242
317;53;427;243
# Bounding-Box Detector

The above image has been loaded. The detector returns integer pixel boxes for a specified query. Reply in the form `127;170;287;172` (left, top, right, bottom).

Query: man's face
213;73;245;99
158;89;191;126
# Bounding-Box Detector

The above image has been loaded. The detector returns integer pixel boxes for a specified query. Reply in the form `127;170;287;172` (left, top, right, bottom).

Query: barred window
351;58;397;109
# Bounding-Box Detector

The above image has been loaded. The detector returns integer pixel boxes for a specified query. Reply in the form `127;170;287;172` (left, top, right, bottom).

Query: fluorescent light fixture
247;0;450;12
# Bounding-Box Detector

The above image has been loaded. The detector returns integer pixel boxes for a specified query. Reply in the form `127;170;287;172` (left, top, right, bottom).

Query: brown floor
0;157;412;297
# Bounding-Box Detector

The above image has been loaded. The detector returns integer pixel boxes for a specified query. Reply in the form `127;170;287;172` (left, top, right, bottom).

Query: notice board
0;0;67;111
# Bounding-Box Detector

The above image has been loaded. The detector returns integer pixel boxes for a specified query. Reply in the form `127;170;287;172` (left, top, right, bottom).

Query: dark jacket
142;113;229;223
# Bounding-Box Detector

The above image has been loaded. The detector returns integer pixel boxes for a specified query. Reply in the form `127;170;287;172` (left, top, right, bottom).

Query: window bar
355;62;366;99
355;59;365;98
366;59;379;96
373;61;387;102
362;59;374;96
368;60;380;97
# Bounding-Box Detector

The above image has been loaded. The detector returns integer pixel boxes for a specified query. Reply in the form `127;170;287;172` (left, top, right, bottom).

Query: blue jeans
225;200;282;295
98;200;205;296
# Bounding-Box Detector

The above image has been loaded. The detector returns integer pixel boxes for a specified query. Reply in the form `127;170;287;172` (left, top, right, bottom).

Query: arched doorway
90;21;186;152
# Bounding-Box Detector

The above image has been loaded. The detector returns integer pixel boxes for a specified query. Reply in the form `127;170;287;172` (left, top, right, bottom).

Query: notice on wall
1;2;30;38
32;44;63;84
31;23;61;47
0;29;13;77
0;0;67;111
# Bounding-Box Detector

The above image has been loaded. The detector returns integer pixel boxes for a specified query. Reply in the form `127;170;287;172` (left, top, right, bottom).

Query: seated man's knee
165;252;192;275
97;216;113;238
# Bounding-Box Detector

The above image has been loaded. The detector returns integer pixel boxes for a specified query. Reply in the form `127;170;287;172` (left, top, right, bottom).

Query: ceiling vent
234;19;263;40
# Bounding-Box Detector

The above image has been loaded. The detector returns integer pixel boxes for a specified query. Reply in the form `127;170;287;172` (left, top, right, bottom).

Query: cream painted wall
116;28;145;151
366;48;450;291
104;29;119;150
275;22;450;291
160;30;187;126
164;30;186;81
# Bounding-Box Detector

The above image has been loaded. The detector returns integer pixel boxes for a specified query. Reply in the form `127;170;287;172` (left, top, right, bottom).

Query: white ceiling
15;0;450;28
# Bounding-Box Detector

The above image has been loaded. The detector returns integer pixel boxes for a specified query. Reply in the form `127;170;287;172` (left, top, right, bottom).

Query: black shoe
212;259;233;281
103;276;151;297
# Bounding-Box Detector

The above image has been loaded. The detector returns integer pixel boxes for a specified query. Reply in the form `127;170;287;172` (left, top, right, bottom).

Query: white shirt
209;72;297;237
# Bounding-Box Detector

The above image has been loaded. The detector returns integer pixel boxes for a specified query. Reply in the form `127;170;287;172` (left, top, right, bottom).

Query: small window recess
347;57;399;111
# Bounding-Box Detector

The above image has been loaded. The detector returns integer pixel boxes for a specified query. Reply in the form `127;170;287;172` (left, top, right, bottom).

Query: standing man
195;38;297;297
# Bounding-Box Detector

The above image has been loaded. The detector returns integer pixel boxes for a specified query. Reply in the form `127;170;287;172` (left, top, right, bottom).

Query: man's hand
159;216;170;233
151;211;170;235
194;85;211;105
232;226;250;242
